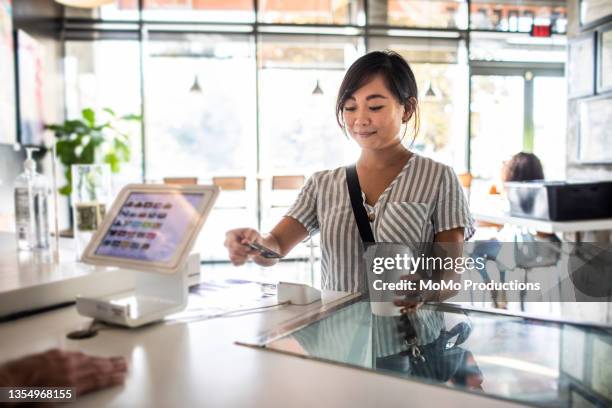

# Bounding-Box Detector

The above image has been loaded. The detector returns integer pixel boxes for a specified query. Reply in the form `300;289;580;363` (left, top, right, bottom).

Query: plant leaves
103;152;120;173
82;108;95;127
59;185;71;196
80;139;96;164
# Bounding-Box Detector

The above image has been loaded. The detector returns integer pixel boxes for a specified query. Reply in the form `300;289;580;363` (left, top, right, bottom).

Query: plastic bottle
14;147;50;251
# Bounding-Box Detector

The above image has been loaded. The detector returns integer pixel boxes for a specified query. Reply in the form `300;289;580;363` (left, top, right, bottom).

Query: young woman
225;50;473;311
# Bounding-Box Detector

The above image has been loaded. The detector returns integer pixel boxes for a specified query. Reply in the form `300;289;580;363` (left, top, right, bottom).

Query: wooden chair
163;177;198;185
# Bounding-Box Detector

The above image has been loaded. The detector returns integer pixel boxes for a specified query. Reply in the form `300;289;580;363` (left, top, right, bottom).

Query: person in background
501;151;544;183
472;151;557;308
0;349;127;397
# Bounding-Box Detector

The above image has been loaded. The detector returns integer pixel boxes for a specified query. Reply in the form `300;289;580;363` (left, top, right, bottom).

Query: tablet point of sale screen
94;192;204;262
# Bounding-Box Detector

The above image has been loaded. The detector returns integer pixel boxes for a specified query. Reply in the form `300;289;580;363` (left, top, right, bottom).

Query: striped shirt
286;152;475;294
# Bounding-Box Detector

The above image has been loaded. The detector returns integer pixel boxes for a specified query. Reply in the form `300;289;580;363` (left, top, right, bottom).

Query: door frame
467;61;564;172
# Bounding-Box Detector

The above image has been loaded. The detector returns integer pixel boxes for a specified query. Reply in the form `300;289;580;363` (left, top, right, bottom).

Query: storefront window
368;0;468;30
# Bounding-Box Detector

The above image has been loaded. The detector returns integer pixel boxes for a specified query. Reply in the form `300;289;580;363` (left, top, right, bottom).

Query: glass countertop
252;300;612;407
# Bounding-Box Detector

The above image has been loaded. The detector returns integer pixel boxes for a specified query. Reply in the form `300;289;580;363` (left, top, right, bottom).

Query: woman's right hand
224;228;264;266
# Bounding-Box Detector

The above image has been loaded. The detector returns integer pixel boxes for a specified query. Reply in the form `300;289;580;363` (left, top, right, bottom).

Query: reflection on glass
470;75;524;179
258;0;360;25
142;0;254;22
368;0;468;30
469;1;567;34
264;301;612;407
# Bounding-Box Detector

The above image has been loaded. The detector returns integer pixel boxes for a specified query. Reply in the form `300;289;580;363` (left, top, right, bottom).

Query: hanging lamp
311;79;324;95
55;0;114;8
189;75;202;93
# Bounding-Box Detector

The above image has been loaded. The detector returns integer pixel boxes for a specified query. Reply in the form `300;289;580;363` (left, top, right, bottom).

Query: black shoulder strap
345;164;375;245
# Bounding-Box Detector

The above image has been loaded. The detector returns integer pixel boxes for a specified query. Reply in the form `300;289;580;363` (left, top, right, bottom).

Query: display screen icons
95;192;201;262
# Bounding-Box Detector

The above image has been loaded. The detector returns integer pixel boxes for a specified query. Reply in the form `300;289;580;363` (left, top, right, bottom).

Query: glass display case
242;298;612;407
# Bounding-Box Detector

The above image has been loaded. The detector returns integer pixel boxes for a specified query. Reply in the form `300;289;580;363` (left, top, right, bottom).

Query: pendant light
425;81;438;98
189;75;202;93
312;2;324;96
312;79;324;95
55;0;114;8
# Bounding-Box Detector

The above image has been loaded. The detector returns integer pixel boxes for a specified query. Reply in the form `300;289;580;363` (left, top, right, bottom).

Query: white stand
76;253;200;327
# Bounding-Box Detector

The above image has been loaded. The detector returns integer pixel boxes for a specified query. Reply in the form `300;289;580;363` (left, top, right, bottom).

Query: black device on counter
505;180;612;221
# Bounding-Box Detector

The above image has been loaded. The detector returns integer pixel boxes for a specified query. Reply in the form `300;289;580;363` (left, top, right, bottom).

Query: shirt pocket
377;202;430;247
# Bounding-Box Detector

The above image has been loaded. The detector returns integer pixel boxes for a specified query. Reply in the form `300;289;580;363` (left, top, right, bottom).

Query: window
143;32;256;181
143;32;256;260
470;0;567;33
369;0;468;30
63;40;143;192
369;36;469;171
142;0;254;23
258;0;361;25
64;0;140;20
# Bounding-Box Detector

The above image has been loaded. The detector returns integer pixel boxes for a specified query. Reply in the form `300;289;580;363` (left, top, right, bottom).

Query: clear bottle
14;147;50;251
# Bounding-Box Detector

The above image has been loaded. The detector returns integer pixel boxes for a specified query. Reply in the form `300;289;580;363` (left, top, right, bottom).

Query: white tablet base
76;253;200;328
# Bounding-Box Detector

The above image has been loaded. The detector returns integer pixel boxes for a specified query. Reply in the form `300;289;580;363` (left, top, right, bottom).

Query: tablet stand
76;253;200;328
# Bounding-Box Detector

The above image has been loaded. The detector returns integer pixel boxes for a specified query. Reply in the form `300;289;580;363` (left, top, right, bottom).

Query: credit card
247;242;282;259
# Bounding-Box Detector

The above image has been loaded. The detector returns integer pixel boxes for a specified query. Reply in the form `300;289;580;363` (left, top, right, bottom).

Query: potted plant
45;107;141;196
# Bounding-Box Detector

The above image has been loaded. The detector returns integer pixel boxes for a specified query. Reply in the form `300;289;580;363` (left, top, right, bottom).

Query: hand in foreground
224;228;264;266
0;349;127;396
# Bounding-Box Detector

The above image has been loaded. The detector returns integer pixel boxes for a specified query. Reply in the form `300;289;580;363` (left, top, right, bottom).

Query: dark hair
502;152;544;182
335;50;420;143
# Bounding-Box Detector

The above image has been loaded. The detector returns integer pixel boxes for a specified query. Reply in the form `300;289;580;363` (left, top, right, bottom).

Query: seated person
473;152;559;307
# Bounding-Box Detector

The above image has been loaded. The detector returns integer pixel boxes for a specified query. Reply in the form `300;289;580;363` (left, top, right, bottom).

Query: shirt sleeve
432;166;475;241
285;174;319;235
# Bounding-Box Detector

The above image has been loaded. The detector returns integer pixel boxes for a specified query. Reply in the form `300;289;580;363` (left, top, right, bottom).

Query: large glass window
369;36;469;171
143;32;256;260
64;0;140;20
258;34;362;235
470;31;566;62
470;0;567;33
469;74;524;179
56;1;568;264
143;32;256;180
368;0;468;30
142;0;254;23
63;40;143;192
533;76;566;181
258;0;361;25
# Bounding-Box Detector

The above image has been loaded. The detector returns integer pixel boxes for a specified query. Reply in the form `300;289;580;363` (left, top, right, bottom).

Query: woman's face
342;74;410;151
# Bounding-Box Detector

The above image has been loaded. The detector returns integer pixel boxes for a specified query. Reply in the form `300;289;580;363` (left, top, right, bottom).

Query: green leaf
80;140;96;164
103;107;116;117
113;138;130;161
82;108;95;127
59;185;71;196
103;152;121;173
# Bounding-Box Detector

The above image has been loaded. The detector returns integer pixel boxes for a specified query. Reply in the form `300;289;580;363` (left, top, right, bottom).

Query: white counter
0;233;522;407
